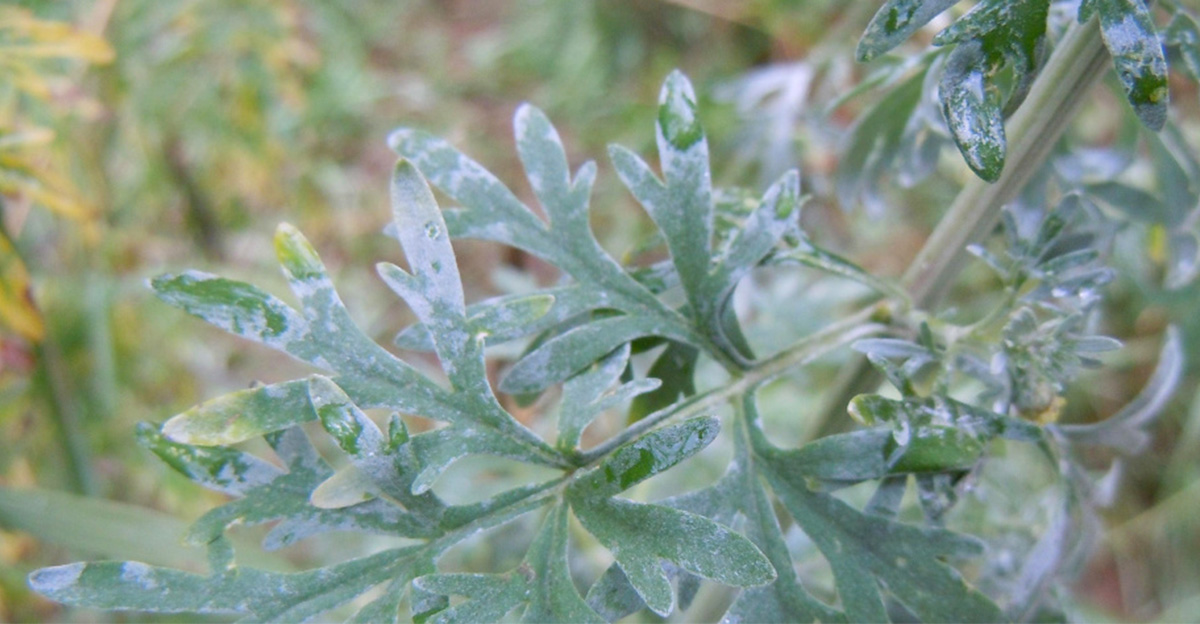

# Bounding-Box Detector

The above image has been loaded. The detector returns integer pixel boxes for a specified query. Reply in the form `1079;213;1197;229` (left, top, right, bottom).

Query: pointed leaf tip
29;563;85;596
569;416;720;500
940;43;1006;182
857;0;960;62
658;71;703;151
274;223;326;283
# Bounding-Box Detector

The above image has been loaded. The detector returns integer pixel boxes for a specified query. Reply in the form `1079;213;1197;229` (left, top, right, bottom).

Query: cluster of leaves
19;0;1197;620
853;0;1197;182
23;70;1057;623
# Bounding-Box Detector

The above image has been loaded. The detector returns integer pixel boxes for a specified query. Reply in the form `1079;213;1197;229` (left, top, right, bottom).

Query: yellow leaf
0;231;44;343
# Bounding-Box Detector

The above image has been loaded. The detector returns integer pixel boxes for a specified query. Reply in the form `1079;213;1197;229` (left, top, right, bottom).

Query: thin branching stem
577;304;888;465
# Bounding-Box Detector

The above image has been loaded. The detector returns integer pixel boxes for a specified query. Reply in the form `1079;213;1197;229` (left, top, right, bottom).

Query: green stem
811;16;1112;438
578;305;887;465
36;337;97;496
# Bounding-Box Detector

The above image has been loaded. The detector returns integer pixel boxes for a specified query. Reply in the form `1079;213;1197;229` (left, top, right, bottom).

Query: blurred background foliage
0;0;1197;621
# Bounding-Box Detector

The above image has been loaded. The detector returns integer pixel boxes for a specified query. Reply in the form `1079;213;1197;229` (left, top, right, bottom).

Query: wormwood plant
26;1;1200;622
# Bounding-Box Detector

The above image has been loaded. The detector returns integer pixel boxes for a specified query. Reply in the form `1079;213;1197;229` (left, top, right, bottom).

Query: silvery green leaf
1037;248;1102;278
160;379;311;446
721;397;843;623
410;582;450;623
567;416;719;500
438;480;562;531
713;171;802;297
761;455;1003;623
136;422;283;497
520;503;606;623
1080;0;1169;130
584;565;646;622
1144;124;1200;225
156;220;463;446
309;376;387;458
1007;499;1076;621
347;576;408;624
931;0;1053;180
611;72;718;336
865;475;910;519
939;40;1006;182
700;171;803;357
932;0;1049;92
309;465;380;509
581;474;738;621
1072;336;1123;353
149;271;306;355
405;426;562;495
1167;228;1200;288
393;113;665;320
384;160;469;367
393;101;699;382
500;315;692;395
570;497;775;617
850;393;1044;442
395;293;556;351
857;0;961;62
1057;326;1183;452
414;573;527;624
176;427;438;549
409;503;605;623
773;426;983;484
852;337;936;360
388;129;552;258
30;545;431;622
515;104;598;243
160;370;456;448
557;344;632;451
272;224;429;386
1165;8;1200;82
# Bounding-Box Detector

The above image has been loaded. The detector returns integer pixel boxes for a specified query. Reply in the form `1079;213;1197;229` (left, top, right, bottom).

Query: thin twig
578;304;886;465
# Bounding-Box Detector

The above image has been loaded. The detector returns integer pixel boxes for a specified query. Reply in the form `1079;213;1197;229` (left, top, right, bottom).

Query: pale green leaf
570;497;775;617
1165;9;1200;82
500;314;691;395
521;504;605;623
557;343;632;451
1080;0;1170;130
136;422;283;496
30;545;429;622
309;465;380;509
176;427;438;549
613;71;715;330
415;573;527;624
939;41;1006;182
347;576;408;624
857;0;961;61
149;271;306;356
161;379;311;446
567;416;720;500
395;293;556;351
388;128;553;258
761;454;1003;623
1058;326;1183;452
